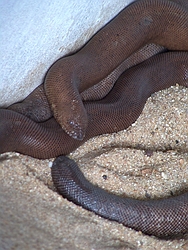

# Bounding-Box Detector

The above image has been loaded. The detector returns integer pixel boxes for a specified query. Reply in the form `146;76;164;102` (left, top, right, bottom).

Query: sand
0;85;188;250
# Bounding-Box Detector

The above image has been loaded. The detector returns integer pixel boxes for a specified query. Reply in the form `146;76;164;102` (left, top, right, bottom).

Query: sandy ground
0;85;188;250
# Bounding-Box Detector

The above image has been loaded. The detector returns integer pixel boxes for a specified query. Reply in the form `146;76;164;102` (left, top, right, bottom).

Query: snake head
44;57;88;140
51;97;88;140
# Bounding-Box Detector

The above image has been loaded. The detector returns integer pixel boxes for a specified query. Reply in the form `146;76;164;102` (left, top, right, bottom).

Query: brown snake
0;0;188;238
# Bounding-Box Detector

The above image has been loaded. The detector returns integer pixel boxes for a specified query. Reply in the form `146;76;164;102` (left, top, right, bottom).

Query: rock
0;0;133;107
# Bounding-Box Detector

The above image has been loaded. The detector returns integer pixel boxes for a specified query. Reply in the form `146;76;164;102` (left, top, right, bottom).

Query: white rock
0;0;134;107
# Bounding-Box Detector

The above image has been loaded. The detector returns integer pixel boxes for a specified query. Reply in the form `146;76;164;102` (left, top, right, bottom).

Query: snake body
44;0;188;140
52;156;188;238
0;0;188;237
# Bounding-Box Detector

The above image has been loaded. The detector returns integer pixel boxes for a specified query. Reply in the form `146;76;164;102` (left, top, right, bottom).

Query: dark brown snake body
0;0;188;238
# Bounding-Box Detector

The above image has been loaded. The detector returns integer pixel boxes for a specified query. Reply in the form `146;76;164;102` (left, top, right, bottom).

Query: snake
0;0;188;238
